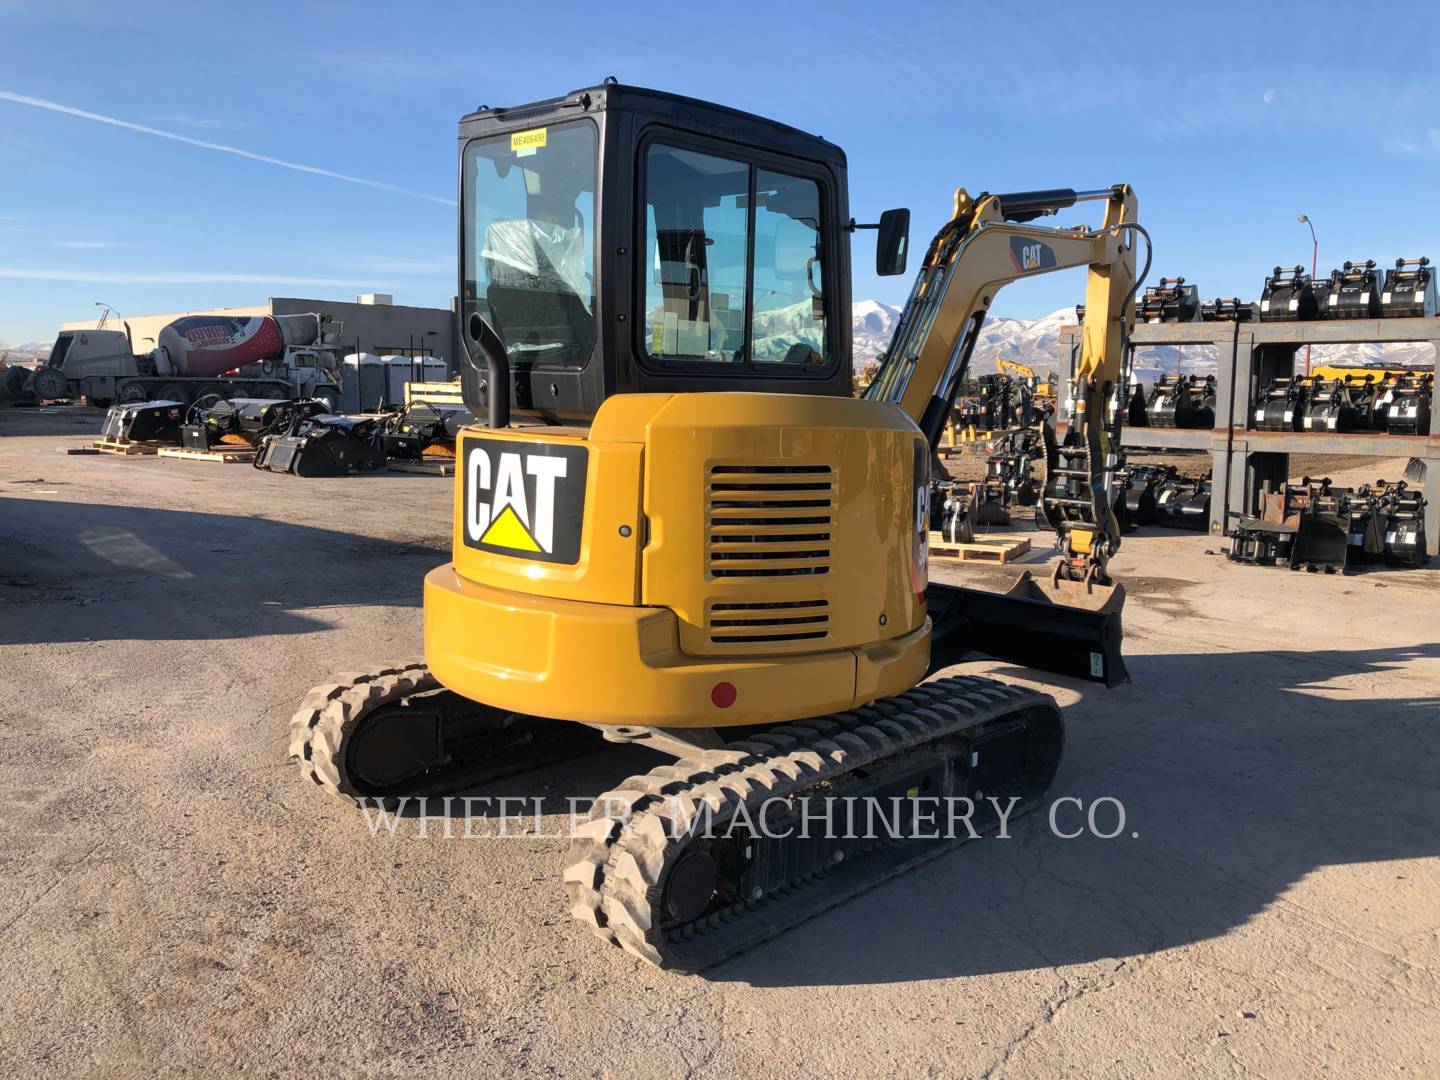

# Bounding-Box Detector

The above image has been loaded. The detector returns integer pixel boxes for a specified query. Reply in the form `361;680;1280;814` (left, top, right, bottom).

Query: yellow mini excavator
291;83;1148;971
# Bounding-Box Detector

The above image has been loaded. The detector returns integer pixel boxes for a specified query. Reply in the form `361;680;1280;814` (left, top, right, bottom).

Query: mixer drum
155;315;318;379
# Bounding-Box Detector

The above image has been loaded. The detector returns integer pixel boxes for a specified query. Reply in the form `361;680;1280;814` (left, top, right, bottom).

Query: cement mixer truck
30;313;344;410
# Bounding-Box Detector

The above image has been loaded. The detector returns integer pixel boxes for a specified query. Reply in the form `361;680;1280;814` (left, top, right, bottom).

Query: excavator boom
868;184;1146;592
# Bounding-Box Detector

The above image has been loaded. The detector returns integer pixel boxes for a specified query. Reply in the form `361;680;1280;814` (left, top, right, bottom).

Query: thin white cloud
0;90;455;206
155;113;224;130
58;240;122;249
1384;128;1440;160
347;254;453;277
0;267;383;287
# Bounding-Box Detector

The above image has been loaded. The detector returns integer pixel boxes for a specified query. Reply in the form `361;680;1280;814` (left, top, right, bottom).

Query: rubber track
563;674;1061;971
289;662;600;803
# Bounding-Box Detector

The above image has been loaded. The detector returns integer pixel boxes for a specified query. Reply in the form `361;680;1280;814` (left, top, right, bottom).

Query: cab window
642;142;828;368
463;122;597;369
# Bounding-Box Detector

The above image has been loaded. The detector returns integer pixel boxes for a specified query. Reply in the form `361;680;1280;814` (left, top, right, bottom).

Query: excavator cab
457;83;874;424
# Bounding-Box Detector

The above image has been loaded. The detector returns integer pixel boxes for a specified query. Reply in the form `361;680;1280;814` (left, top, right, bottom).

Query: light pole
1298;214;1317;374
94;301;122;330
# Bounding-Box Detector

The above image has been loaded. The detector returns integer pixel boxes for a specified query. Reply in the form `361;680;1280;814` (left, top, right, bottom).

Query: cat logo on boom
462;438;588;564
1010;236;1057;272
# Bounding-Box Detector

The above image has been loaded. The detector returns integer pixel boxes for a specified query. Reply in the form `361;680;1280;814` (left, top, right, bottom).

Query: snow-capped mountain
2;341;51;362
853;301;1080;374
852;299;900;352
850;302;1435;380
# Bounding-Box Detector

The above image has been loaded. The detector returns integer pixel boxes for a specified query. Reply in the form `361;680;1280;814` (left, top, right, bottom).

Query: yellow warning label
480;505;541;552
510;128;547;154
651;322;665;355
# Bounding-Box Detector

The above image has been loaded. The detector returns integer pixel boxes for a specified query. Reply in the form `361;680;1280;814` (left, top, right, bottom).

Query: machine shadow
698;641;1440;986
331;639;1438;986
0;497;444;645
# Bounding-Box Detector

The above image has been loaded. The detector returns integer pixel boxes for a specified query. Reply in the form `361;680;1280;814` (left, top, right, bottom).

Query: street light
94;301;122;330
1297;214;1317;374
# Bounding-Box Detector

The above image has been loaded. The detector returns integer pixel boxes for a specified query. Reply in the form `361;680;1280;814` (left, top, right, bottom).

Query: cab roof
458;81;846;168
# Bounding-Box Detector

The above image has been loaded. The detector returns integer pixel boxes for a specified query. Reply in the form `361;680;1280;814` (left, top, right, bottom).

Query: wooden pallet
90;439;160;456
928;531;1032;564
157;446;257;464
404;380;464;407
386;460;456;477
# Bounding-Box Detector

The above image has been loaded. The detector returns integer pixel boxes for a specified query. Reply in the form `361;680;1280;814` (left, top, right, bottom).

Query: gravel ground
2;405;1437;1078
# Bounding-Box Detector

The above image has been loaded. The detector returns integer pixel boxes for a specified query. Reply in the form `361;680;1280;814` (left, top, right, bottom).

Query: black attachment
100;400;186;443
926;576;1128;688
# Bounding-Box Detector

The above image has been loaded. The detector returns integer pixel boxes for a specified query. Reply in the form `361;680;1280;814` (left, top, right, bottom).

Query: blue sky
2;1;1437;345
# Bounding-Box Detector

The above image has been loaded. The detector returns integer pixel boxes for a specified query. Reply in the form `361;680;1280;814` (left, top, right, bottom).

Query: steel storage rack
1057;317;1439;554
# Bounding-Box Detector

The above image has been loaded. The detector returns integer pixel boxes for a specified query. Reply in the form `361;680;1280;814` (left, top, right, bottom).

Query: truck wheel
32;368;71;401
5;366;34;400
257;382;288;400
192;383;231;411
314;386;341;413
156;383;190;405
116;380;150;404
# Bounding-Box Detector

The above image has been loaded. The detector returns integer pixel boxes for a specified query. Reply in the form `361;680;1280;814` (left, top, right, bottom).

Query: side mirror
876;208;910;277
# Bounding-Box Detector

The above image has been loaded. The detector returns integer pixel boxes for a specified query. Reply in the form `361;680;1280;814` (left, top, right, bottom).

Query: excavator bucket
927;572;1128;688
1291;511;1351;573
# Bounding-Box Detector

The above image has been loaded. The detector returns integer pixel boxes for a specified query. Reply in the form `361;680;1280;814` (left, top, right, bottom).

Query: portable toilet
341;353;386;413
382;354;448;405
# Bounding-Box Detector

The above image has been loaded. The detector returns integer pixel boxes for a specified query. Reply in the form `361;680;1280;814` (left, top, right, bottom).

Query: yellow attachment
1310;365;1408;383
427;392;932;727
1069;528;1096;555
219;433;250;446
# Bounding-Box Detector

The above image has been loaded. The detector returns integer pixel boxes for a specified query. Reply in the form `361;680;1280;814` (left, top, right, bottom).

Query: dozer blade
926;572;1128;688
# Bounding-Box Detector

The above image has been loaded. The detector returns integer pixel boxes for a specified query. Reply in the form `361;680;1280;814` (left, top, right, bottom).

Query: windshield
463;121;597;368
642;144;827;368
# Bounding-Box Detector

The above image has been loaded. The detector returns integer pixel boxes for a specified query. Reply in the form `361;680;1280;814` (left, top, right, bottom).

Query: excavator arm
996;358;1037;379
867;184;1147;590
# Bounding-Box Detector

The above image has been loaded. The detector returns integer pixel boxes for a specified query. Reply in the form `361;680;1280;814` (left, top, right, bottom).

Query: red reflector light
710;681;737;709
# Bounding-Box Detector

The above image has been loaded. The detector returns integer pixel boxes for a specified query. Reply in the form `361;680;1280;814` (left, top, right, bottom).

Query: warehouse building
62;294;459;373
